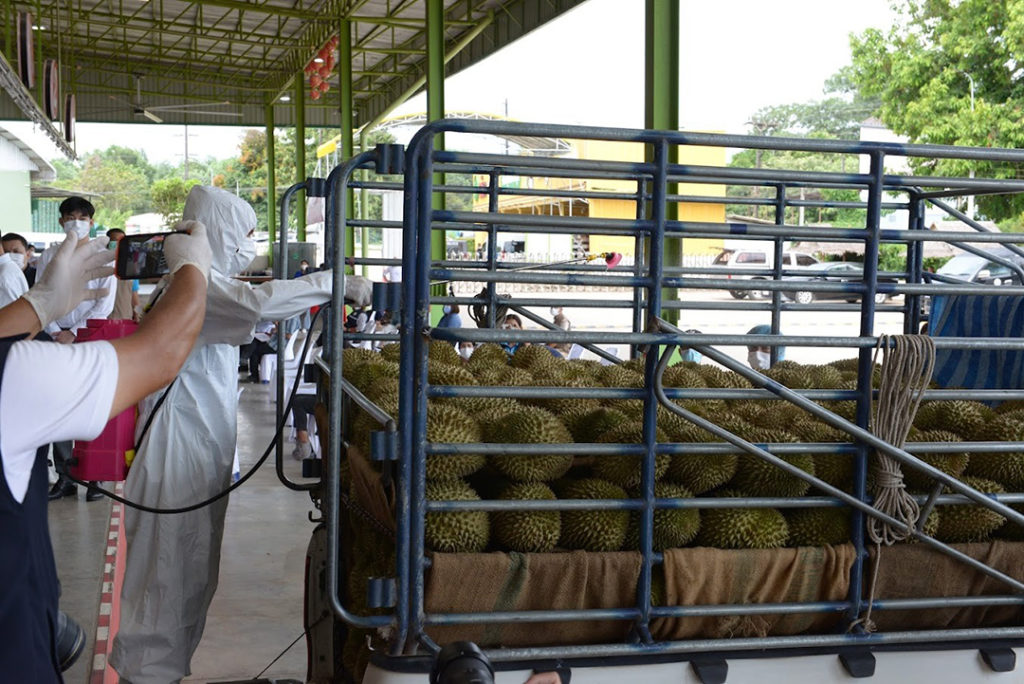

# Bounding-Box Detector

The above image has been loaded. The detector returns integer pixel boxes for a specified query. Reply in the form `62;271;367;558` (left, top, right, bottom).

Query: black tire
794;290;814;305
729;290;748;300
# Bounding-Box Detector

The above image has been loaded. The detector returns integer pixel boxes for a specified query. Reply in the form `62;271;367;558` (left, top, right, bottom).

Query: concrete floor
50;377;314;683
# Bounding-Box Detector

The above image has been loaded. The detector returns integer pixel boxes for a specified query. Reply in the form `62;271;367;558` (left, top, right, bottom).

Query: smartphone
115;232;171;280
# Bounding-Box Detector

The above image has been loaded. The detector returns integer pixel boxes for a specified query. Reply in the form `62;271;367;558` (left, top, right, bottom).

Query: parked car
711;249;820;299
920;247;1024;317
934;247;1024;286
782;261;898;304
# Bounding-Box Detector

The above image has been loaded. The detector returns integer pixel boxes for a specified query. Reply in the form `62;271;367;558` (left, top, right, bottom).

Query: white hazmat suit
110;186;370;683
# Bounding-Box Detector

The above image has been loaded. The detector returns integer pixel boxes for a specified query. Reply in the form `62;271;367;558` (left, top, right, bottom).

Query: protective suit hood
182;185;257;276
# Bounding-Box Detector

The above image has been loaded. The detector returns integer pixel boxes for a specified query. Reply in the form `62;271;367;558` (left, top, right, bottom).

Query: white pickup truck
710;248;820;299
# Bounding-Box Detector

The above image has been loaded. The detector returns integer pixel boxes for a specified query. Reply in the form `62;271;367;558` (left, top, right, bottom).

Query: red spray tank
70;318;139;481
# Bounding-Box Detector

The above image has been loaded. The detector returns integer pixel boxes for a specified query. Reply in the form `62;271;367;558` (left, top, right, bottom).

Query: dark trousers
246;340;276;380
51;441;72;478
291;394;317;432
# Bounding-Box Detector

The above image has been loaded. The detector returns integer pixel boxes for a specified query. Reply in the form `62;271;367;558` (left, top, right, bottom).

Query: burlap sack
651;544;857;640
425;551;642;648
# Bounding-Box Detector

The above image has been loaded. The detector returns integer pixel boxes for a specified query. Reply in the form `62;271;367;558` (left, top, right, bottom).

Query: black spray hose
63;306;326;514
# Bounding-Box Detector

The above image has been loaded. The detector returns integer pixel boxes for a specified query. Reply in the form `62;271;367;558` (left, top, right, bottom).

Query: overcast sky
5;0;896;165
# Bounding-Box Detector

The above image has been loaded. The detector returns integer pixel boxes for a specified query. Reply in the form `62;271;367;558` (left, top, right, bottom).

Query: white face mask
7;252;24;268
748;350;771;370
63;219;91;239
458;345;474;360
225;237;257;275
442;305;453;315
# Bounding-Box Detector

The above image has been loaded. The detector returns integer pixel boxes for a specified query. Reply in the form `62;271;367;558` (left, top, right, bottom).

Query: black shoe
85;482;104;502
48;479;77;501
55;610;85;672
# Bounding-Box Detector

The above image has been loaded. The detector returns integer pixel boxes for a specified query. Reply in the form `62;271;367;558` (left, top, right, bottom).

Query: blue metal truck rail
302;120;1024;672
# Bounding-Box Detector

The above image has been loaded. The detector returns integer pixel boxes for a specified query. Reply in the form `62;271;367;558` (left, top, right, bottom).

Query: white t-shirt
36;242;117;336
0;340;118;503
0;255;28;308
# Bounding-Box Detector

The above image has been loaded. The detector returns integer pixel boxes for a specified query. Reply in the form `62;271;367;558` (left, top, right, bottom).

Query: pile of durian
340;342;1024;554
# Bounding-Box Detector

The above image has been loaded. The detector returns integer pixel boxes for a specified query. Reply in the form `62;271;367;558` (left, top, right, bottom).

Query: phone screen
115;232;171;280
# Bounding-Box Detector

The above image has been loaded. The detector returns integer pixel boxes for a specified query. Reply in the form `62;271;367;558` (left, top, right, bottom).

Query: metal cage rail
306;120;1024;669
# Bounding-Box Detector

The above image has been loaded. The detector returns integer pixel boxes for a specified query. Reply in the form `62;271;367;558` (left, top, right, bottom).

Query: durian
424;479;490;552
488;406;574;482
622;482;700;551
559;478;630;551
593;422;669;488
493;482;561;552
695;490;788;549
425;404;485;480
785;507;851;546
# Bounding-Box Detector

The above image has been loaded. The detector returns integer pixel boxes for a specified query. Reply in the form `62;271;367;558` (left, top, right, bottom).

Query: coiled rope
851;333;935;632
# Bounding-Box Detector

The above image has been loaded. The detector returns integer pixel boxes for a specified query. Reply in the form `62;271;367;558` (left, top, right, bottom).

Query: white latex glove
344;274;372;307
164;220;212;281
23;232;114;329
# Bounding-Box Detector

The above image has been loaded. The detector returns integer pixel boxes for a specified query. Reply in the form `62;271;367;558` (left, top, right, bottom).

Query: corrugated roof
0;0;583;130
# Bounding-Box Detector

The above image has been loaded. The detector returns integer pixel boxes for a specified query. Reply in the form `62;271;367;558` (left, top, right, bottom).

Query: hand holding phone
115;232;171;280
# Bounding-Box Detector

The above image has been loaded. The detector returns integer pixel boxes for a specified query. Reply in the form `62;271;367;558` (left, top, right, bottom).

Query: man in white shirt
0;240;28;308
35;196;116;344
0;224;211;682
36;198;117;501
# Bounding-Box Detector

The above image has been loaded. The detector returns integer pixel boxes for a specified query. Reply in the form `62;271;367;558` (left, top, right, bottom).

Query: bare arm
107;266;206;417
0;299;42;338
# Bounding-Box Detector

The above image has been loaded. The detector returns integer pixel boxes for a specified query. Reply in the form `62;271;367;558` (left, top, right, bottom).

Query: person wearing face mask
1;233;30;280
35;201;116;503
35;197;116;345
457;340;475;361
746;324;785;371
0;236;28;308
500;313;524;356
106;229;142;322
437;303;463;330
108;186;373;684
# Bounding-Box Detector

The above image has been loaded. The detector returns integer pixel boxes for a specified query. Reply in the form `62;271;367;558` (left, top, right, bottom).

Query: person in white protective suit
109;186;371;683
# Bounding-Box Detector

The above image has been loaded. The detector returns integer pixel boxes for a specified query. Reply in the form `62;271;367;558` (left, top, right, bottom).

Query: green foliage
846;0;1024;222
151;177;202;224
877;244;907;273
728;95;880;227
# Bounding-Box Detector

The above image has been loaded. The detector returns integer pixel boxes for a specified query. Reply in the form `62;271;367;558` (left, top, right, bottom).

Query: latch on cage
372;281;403;312
367;577;397;608
370;429;398;462
374;143;405;174
305;176;328;197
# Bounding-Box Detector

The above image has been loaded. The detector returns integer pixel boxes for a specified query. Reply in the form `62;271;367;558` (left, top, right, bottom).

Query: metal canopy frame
0;0;584;128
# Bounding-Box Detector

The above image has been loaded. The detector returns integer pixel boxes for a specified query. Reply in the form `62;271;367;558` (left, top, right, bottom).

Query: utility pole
959;69;976;219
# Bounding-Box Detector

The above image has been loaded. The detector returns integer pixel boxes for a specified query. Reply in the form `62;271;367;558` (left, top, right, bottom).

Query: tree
151;177;202;225
846;0;1024;222
728;95;875;227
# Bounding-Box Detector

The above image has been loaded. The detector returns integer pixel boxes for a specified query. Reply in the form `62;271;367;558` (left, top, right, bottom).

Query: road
498;287;909;367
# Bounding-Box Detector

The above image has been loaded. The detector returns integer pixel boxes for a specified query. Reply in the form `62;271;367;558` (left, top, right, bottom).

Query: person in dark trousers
0;225;211;682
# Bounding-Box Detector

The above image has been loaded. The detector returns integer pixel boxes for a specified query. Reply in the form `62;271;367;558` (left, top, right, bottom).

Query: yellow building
471;138;726;259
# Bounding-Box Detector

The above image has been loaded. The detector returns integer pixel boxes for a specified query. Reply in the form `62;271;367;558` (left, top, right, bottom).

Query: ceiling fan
93;74;243;123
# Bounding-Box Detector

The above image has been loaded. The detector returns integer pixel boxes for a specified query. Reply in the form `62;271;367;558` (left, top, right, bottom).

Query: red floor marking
89;483;126;684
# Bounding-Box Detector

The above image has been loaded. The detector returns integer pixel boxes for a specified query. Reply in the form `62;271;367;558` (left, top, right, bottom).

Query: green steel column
645;0;680;324
266;103;277;249
340;18;355;267
295;74;307;242
427;0;446;316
